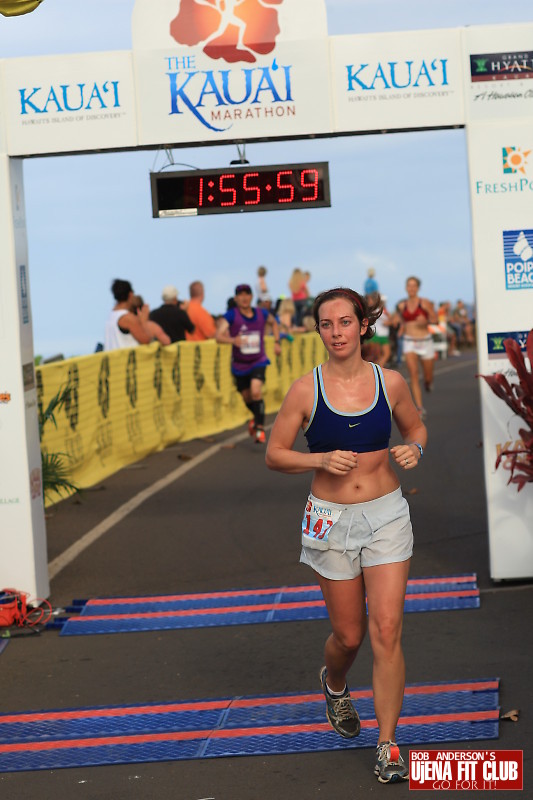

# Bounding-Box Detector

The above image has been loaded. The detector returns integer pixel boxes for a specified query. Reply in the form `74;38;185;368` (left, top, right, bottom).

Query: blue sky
1;0;532;358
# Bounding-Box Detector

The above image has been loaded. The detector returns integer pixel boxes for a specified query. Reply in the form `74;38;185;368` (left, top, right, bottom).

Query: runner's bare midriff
311;448;399;505
403;318;430;338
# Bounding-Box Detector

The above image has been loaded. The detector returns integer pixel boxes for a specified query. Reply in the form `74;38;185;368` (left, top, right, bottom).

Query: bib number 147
303;514;334;540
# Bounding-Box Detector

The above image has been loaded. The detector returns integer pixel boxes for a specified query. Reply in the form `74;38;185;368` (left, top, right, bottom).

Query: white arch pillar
0;155;49;599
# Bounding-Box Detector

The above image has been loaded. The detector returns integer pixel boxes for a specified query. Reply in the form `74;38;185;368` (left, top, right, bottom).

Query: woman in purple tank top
216;284;281;444
266;287;427;784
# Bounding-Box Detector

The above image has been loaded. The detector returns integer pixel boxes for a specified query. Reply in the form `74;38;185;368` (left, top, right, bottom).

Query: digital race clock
150;162;330;217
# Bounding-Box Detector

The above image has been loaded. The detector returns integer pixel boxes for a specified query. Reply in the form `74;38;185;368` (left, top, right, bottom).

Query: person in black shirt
149;285;194;343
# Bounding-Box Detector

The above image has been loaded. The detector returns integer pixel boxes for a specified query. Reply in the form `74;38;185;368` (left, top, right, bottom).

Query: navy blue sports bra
304;363;392;454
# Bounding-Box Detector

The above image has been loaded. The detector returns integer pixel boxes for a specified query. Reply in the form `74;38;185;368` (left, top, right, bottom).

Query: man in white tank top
104;279;152;351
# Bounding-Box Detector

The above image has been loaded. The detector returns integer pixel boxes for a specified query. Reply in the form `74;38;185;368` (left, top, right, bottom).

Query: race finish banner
131;0;332;145
0;0;531;594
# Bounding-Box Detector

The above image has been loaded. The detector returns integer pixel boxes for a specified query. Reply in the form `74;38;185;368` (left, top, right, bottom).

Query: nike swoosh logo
348;423;361;428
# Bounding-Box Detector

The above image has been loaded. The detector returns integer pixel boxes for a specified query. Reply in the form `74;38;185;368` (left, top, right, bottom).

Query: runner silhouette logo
170;0;283;64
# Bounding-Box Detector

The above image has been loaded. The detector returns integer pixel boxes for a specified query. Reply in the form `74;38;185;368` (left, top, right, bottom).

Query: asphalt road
1;351;532;800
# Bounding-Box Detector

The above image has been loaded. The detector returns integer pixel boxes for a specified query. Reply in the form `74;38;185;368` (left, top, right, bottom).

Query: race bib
240;331;261;354
413;340;427;356
302;496;341;546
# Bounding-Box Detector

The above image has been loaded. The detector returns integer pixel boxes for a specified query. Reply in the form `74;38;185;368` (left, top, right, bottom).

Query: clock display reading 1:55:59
151;162;330;217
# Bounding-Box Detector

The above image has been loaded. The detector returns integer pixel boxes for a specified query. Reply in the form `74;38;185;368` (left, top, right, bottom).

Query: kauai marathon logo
475;146;533;196
165;0;295;132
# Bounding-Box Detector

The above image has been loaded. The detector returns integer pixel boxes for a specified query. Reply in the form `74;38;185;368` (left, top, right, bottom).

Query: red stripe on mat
71;590;479;623
70;600;325;621
86;576;478;606
404;590;479;600
88;588;309;605
0;681;499;725
0;710;500;754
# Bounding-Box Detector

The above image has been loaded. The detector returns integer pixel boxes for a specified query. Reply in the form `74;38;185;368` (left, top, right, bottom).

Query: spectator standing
390;304;404;365
368;293;392;367
289;268;310;326
278;298;297;334
216;283;281;444
185;281;216;342
278;297;314;335
149;285;194;343
452;300;475;347
257;296;275;337
303;271;312;313
255;265;271;303
437;301;461;356
104;279;152;351
130;295;171;346
364;267;379;296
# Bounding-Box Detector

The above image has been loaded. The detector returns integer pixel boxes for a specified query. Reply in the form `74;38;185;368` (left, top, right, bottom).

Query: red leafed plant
478;329;533;491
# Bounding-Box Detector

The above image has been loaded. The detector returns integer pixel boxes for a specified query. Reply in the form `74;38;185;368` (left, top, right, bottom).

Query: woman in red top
289;268;310;326
397;276;438;417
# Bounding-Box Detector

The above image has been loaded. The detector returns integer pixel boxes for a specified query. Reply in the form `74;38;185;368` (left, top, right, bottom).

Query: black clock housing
151;162;330;217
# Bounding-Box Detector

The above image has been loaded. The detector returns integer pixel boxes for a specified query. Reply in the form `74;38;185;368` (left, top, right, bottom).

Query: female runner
397;276;438;417
265;287;427;784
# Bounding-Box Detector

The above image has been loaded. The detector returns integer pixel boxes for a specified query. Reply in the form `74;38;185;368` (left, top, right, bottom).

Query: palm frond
478;329;533;491
39;384;80;502
41;451;80;503
38;385;72;439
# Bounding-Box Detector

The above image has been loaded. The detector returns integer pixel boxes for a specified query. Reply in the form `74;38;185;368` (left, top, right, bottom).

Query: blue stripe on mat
59;575;480;636
0;678;499;772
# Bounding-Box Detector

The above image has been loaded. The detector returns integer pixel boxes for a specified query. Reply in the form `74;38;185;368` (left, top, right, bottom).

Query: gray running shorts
299;487;413;580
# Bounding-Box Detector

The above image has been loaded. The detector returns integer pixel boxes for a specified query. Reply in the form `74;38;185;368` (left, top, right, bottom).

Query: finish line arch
1;0;532;595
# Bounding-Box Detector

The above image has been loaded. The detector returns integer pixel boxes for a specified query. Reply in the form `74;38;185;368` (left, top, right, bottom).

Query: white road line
434;356;479;376
480;583;533;594
48;426;254;580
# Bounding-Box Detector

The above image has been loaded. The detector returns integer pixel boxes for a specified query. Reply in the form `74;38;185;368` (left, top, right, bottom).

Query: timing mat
0;678;499;772
58;574;480;636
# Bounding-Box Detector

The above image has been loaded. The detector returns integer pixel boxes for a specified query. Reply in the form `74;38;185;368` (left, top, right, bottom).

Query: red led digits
219;173;237;206
243;172;260;205
301;169;319;201
152;162;329;216
277;170;295;203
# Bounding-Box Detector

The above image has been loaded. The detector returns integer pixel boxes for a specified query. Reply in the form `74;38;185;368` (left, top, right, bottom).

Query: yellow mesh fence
37;334;326;505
